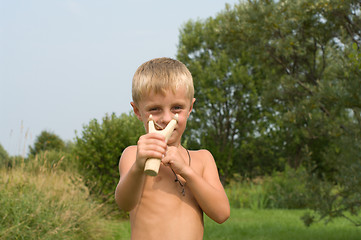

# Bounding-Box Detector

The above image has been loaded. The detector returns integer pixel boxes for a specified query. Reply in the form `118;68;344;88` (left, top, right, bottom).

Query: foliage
303;136;361;226
29;130;65;156
177;1;285;179
0;144;9;167
0;154;113;240
264;166;309;209
74;112;145;202
177;0;361;225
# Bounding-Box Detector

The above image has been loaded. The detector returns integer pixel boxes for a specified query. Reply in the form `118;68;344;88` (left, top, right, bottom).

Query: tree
177;0;361;225
178;8;284;180
29;130;65;156
74;112;145;201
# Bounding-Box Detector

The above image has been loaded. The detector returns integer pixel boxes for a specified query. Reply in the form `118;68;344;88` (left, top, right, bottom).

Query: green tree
74;112;145;201
29;130;65;156
177;0;361;224
178;2;285;179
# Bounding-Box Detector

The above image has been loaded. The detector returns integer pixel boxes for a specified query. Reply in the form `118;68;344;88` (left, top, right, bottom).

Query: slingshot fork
144;114;179;176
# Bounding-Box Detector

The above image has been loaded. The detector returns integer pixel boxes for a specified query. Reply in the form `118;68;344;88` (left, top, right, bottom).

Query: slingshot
144;114;179;176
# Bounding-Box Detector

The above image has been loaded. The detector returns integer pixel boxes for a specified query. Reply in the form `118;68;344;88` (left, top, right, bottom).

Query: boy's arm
182;150;230;224
115;146;146;212
115;133;167;211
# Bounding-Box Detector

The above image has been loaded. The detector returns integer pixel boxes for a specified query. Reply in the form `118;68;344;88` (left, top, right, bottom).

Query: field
1;154;360;239
103;208;361;240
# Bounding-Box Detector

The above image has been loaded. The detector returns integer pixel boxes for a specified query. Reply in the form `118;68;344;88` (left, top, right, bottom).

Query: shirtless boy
115;57;230;240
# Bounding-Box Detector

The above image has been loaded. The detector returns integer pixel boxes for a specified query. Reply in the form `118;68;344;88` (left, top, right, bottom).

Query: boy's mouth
154;121;165;131
154;122;177;135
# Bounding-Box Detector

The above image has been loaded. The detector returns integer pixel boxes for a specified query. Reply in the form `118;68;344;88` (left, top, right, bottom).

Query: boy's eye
149;108;159;112
172;106;183;111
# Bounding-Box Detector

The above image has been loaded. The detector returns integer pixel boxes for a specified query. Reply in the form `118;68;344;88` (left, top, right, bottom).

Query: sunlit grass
204;209;361;240
104;208;361;240
0;153;112;240
2;153;360;240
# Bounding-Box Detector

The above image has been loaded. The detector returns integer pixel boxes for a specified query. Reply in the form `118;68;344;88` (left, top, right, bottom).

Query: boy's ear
130;102;142;120
188;98;196;117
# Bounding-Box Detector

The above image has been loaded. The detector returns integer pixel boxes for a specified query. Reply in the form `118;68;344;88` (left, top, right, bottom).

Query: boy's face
131;87;195;146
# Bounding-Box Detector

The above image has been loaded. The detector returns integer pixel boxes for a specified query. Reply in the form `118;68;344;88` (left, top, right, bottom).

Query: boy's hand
136;132;167;172
161;146;189;175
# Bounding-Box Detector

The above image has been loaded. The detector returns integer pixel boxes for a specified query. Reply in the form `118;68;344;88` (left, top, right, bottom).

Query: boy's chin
167;134;181;146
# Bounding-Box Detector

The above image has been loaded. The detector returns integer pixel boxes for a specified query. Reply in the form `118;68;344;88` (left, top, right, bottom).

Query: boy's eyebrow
144;103;161;109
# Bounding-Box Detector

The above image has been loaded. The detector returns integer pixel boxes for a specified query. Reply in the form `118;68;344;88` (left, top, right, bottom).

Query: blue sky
0;0;239;156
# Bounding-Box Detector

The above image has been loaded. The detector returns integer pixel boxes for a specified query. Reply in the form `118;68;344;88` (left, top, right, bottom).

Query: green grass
105;208;361;240
2;153;359;239
0;155;109;240
204;209;361;240
102;219;131;240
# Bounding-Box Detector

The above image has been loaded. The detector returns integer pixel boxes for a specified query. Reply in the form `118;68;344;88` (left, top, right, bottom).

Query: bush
0;144;9;164
0;144;10;168
29;131;65;156
0;155;111;240
74;112;145;202
0;143;24;170
264;166;309;209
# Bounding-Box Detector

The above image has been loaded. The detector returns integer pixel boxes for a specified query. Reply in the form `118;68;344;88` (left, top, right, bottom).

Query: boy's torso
129;149;205;240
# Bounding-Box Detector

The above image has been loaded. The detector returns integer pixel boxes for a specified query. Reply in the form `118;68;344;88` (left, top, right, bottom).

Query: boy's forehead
138;87;190;105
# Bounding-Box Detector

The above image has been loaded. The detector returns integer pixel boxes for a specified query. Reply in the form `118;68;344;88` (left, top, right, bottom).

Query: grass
0;154;111;240
105;208;361;240
102;219;131;240
2;153;360;239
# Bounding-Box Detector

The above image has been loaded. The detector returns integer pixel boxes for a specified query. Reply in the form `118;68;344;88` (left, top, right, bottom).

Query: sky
0;0;239;156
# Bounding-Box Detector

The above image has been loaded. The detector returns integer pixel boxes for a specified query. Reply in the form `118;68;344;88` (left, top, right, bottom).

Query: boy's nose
160;111;173;125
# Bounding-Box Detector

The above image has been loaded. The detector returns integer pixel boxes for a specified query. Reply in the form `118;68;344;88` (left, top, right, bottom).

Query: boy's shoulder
123;145;137;152
188;149;216;166
189;148;213;156
119;146;137;165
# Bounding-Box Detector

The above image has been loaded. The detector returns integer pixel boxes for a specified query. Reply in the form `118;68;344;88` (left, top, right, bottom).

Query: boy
115;57;230;240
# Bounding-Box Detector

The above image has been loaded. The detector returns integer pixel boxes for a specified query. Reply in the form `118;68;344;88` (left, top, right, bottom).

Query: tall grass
0;152;113;240
226;167;309;210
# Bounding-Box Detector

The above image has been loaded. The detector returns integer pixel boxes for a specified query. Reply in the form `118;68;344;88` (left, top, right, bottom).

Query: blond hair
132;57;194;104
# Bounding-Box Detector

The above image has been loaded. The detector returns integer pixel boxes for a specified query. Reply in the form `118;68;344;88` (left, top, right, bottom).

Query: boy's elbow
213;205;230;224
216;210;230;224
115;200;134;212
115;192;133;212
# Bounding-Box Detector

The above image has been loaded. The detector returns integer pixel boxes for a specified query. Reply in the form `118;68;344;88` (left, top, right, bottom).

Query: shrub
263;166;309;209
29;130;65;156
0;144;9;162
73;112;145;202
0;144;10;168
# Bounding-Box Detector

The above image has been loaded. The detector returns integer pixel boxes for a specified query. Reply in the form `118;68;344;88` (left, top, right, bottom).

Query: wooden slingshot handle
144;114;178;176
